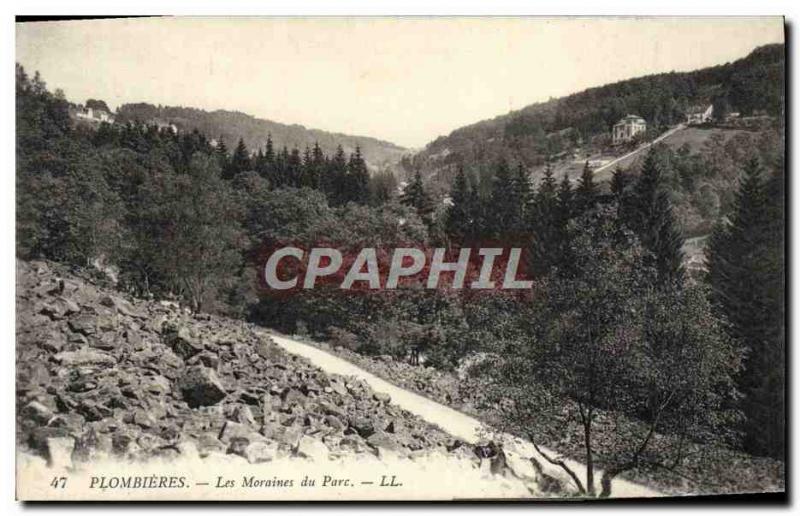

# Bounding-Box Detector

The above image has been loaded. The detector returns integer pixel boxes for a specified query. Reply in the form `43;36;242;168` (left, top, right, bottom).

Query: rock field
15;260;501;474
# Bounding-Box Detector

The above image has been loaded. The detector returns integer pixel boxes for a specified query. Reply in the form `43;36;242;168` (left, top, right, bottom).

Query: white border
3;2;796;515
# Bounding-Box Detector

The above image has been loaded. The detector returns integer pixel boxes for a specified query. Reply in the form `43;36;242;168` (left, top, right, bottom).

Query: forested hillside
115;103;409;172
15;55;785;496
411;44;784;186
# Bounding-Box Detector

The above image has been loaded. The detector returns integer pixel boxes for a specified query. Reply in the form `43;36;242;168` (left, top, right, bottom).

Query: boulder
178;366;226;408
54;348;117;367
164;325;204;360
243;440;279;464
68;314;97;336
294;435;330;461
39;297;80;320
20;401;54;425
350;416;375;438
373;392;392;404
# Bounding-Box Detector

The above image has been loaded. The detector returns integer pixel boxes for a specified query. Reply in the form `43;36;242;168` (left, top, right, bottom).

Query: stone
40;297;80;320
45;436;75;469
294;435;330;461
21;401;54;425
132;409;156;429
164;325;204;360
68;315;97;336
254;338;283;362
350;416;375;438
54;348;117;367
178;366;226;408
218;420;255;444
366;431;400;452
243;440;279;464
325;415;346;432
144;375;171;395
100;294;146;319
374;392;392;404
281;388;307;409
232;405;257;426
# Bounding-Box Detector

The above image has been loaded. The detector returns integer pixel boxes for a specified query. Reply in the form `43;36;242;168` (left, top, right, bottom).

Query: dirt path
267;333;661;498
592;124;687;179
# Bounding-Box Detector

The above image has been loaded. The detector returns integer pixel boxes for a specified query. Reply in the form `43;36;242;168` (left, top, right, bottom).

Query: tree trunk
584;419;595;496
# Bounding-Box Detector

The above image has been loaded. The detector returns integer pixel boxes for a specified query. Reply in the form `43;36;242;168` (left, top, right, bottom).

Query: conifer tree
347;146;370;204
707;157;784;458
325;145;348;205
631;150;684;284
513;163;533;233
488;159;517;238
215;136;229;172
575;161;598;214
227;138;251;179
401;170;433;222
446;166;472;242
286;148;303;188
530;163;560;276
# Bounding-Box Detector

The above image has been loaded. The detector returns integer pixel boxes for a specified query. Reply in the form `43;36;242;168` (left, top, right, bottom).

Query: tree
487;159;517;238
227;137;251;179
575;161;598;214
401;170;434;222
346;146;370;204
513;164;533;233
137;154;243;312
445;167;473;242
529;163;559;276
706;157;785;458
474;207;741;497
631;150;685;285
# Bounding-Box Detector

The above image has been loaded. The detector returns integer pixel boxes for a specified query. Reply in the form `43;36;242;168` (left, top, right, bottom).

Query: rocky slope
15;260;484;473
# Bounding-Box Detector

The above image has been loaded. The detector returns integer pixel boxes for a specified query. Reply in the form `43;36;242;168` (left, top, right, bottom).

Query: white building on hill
686;104;714;125
612;115;646;145
74;106;115;124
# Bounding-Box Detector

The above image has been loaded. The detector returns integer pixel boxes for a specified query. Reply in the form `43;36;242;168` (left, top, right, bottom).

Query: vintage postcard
14;16;785;501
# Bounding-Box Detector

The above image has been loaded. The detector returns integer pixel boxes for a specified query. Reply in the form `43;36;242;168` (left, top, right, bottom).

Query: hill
114;104;409;172
411;43;785;190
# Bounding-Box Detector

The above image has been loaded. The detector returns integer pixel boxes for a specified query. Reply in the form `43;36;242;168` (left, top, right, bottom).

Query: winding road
266;332;661;498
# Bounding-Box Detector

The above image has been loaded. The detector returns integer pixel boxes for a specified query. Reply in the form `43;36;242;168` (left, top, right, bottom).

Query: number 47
50;477;67;489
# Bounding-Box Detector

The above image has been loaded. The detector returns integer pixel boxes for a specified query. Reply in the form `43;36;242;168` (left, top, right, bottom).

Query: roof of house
614;114;646;126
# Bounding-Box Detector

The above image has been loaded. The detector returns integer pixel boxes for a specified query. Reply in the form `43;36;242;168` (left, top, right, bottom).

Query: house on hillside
150;119;179;134
686;104;713;125
612;115;647;145
73;105;115;124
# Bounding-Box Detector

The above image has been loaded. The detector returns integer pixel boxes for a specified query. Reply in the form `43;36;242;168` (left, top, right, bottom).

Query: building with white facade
612;115;647;145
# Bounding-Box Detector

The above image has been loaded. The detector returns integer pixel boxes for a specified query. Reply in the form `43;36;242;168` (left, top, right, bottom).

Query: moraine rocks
14;259;476;470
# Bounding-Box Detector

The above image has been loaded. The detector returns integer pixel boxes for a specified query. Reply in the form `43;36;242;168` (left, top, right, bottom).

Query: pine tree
631;150;684;284
513;163;533;233
347;146;370;204
557;173;574;223
610;167;629;199
530;163;560;276
286;148;303;188
227;138;251;179
215;136;229;173
325;145;348;205
401;170;433;221
575;161;598;214
707;157;784;458
446;167;472;242
488;159;517;238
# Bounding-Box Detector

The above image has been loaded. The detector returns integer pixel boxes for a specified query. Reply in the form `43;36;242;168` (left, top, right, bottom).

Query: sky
16;17;784;149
